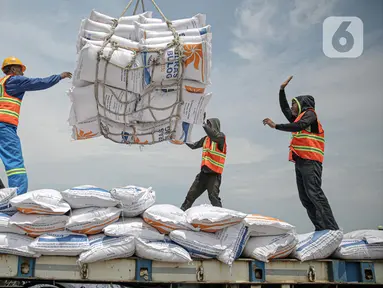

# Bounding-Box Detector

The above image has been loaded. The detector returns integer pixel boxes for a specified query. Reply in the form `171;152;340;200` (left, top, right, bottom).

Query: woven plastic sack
0;233;40;257
61;185;119;209
186;204;247;232
135;237;192;263
291;230;343;261
29;231;90;256
242;233;298;262
0;212;25;234
9;189;71;215
10;213;69;237
66;207;121;235
78;234;135;265
143;204;195;234
110;186;155;217
103;218;164;241
244;214;295;236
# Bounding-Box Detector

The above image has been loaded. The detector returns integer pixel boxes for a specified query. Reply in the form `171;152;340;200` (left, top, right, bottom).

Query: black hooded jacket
275;89;319;133
186;118;226;173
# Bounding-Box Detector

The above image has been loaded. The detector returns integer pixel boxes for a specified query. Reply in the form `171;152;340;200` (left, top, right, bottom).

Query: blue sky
1;0;382;233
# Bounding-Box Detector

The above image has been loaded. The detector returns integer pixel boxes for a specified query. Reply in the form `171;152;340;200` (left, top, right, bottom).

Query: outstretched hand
280;76;293;89
263;118;276;129
60;72;72;79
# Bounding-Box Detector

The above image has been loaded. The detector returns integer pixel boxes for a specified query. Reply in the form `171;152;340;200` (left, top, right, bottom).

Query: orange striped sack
185;204;247;233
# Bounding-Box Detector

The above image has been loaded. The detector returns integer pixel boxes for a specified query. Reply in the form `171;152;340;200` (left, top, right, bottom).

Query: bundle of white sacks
1;187;381;266
69;9;213;145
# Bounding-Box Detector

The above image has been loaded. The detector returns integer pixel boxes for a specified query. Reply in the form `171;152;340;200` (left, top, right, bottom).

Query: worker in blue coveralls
0;56;72;194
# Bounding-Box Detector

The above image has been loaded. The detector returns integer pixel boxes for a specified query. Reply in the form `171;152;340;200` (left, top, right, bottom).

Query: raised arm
5;72;72;95
279;76;295;123
185;136;206;149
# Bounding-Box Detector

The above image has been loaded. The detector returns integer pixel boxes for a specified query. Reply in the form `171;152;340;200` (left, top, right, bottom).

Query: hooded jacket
186;118;226;173
275;89;319;133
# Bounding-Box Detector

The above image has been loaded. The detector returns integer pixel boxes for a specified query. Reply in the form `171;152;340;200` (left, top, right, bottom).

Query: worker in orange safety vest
0;56;72;194
180;114;227;211
263;76;339;231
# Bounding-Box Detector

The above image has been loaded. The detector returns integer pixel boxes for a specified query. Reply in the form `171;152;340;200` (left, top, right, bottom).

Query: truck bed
1;255;382;285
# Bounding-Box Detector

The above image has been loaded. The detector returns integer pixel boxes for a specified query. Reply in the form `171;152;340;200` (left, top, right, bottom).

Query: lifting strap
93;0;185;146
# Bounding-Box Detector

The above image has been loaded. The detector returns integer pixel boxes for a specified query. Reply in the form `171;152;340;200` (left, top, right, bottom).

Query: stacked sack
69;9;213;145
241;214;298;262
78;185;158;264
333;230;383;260
165;204;250;266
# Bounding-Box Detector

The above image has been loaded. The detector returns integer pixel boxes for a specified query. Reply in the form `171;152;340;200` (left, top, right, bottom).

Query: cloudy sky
1;0;382;233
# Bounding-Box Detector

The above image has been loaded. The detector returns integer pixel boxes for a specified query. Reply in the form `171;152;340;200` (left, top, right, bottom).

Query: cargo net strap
94;0;185;145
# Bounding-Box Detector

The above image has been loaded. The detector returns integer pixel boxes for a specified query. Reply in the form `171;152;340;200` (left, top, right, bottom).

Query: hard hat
1;57;26;73
378;225;383;230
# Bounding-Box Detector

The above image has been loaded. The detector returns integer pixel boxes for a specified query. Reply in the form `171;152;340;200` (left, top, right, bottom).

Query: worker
180;115;227;211
0;56;72;195
262;76;339;231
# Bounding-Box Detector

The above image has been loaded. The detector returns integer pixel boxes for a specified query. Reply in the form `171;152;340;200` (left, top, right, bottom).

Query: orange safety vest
289;109;325;163
0;75;22;126
201;136;227;174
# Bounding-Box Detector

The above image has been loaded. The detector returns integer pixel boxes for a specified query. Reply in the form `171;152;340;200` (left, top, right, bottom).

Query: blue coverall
0;74;62;194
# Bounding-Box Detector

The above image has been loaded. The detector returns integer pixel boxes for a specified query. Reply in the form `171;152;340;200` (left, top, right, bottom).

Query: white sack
69;81;210;125
78;32;139;53
134;14;206;33
0;212;25;234
333;239;383;260
103;218;164;241
135;237;192;262
141;36;212;86
100;117;191;145
343;230;383;244
169;230;225;259
89;10;153;26
0;188;18;215
10;213;69;237
78;234;135;265
138;15;163;24
186;204;247;232
0;233;40;257
10;189;71;215
29;231;89;256
61;185;119;209
110;186;155;217
114;25;137;41
138;25;211;40
143;204;195;234
216;223;250;266
170;222;249;265
242;233;298;262
66;207;121;235
244;214;296;236
75;43;143;94
139;34;210;46
71;117;101;141
291;230;343;261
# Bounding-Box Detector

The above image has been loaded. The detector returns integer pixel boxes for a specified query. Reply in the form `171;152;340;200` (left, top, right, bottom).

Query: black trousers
295;157;339;231
0;178;4;189
180;171;222;211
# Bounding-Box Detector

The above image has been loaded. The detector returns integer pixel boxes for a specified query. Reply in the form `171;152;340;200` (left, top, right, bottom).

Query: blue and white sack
333;230;383;260
0;188;18;215
29;230;90;256
78;233;135;264
62;185;119;209
291;230;343;261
